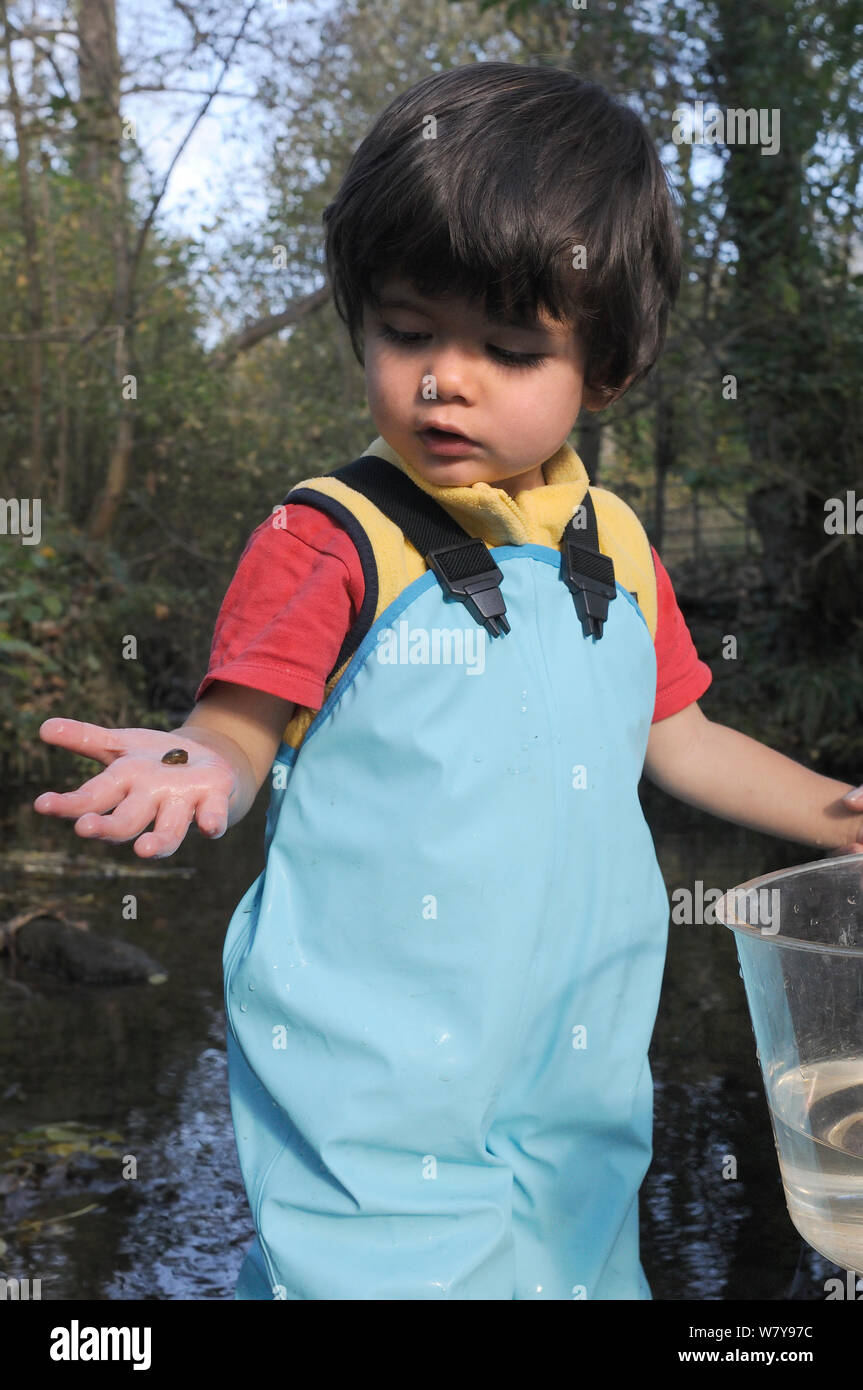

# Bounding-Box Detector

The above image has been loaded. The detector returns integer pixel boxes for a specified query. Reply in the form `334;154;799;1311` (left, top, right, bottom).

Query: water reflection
105;1036;248;1300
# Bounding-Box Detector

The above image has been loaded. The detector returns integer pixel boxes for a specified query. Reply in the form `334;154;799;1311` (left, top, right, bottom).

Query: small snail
161;748;189;765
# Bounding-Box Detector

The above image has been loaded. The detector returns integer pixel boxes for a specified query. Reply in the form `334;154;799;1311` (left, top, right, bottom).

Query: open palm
33;718;236;859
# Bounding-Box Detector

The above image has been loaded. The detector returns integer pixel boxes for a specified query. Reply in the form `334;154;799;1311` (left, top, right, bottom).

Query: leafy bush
0;514;206;787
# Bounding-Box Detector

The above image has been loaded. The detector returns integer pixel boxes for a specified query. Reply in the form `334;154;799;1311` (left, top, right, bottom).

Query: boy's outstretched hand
33;718;236;859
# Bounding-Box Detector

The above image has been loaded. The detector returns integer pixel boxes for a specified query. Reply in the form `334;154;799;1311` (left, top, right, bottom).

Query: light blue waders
223;462;670;1300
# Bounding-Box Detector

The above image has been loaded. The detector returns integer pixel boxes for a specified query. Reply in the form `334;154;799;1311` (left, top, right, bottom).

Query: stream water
0;779;850;1301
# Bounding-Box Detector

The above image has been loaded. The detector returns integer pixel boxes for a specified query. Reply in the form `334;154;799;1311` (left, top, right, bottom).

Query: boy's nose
418;345;476;396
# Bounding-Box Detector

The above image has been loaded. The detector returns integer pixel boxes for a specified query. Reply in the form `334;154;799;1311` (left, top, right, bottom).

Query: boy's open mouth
418;424;480;447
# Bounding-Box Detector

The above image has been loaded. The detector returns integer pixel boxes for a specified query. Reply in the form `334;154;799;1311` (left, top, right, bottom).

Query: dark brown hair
323;62;681;399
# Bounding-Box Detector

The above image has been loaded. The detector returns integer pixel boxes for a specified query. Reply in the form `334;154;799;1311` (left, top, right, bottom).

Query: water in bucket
717;855;863;1273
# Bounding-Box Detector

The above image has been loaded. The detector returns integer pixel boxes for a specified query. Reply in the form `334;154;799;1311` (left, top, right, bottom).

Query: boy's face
362;277;602;497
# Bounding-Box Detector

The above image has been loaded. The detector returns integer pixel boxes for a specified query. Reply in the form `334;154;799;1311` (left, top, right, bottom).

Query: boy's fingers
195;792;229;839
73;790;160;845
34;765;130;819
38;718;127;763
131;798;197;859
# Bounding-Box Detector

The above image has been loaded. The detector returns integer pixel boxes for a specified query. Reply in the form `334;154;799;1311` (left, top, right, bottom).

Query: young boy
35;62;863;1300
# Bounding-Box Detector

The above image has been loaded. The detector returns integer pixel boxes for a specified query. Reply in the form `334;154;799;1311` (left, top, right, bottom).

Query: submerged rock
8;917;167;986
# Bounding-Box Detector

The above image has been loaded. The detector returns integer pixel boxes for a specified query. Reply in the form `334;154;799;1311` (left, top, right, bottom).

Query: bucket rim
716;851;863;955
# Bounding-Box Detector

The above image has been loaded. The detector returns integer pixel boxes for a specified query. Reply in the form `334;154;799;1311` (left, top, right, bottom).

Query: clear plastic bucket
716;854;863;1272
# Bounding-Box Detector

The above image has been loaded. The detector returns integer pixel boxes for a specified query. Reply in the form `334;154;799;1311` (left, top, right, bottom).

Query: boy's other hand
836;786;863;856
33;718;236;859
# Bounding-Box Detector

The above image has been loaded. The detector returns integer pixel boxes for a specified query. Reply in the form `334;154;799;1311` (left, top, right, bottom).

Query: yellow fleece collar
281;434;658;751
361;435;591;549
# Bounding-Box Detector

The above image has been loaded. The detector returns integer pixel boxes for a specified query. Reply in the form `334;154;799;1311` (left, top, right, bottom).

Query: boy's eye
377;322;546;370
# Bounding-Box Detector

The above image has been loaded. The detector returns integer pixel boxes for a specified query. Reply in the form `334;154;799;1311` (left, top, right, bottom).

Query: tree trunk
73;0;134;541
652;374;674;554
73;0;121;191
577;409;601;485
38;152;70;512
2;1;44;495
89;325;135;541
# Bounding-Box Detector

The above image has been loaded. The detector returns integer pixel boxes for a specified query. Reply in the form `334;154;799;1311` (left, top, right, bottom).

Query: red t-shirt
196;504;712;722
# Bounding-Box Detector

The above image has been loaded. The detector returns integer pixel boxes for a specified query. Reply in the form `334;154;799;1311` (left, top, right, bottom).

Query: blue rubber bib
224;544;670;1300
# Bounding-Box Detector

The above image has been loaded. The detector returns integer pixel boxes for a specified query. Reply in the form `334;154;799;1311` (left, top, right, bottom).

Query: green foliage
0;516;209;786
712;646;863;775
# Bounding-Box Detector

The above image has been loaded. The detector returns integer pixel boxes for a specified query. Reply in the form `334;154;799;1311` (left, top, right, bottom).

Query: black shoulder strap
560;499;618;639
283;453;508;692
282;455;617;682
327;455;511;638
330;455;474;558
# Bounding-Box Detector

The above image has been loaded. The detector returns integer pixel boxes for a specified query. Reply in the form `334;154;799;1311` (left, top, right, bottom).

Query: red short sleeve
196;517;710;724
651;546;713;722
195;506;366;710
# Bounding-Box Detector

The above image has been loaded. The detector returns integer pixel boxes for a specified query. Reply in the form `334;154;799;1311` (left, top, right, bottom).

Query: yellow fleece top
280;435;656;750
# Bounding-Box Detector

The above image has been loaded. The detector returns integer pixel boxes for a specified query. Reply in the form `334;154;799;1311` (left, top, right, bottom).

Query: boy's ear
580;384;609;412
581;371;637;413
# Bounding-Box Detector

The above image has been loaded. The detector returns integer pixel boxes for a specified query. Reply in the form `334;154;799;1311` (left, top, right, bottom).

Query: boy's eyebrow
376;294;550;333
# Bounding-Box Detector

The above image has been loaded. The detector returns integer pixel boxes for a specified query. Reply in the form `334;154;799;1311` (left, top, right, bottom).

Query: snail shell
161;748;189;765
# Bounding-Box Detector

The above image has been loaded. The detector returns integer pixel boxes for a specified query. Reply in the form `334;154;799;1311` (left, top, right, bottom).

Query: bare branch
169;0;206;48
7;23;78;39
0;306;165;344
29;34;75;101
129;491;222;563
208;283;331;370
123;83;256;99
0;329;102;342
0;99;66;122
125;0;260;299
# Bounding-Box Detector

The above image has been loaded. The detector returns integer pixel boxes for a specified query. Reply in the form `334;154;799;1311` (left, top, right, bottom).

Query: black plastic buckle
562;536;616;639
426;539;510;637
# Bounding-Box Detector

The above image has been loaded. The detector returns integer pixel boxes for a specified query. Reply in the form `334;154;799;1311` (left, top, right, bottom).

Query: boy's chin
413;455;489;483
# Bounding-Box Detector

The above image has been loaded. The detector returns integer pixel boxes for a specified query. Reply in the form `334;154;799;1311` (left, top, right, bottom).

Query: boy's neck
497;462;547;497
359;435;592;551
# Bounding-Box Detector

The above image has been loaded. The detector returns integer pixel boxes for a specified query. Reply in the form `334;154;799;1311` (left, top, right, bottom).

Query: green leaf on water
2;1122;127;1160
41;1125;87;1142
